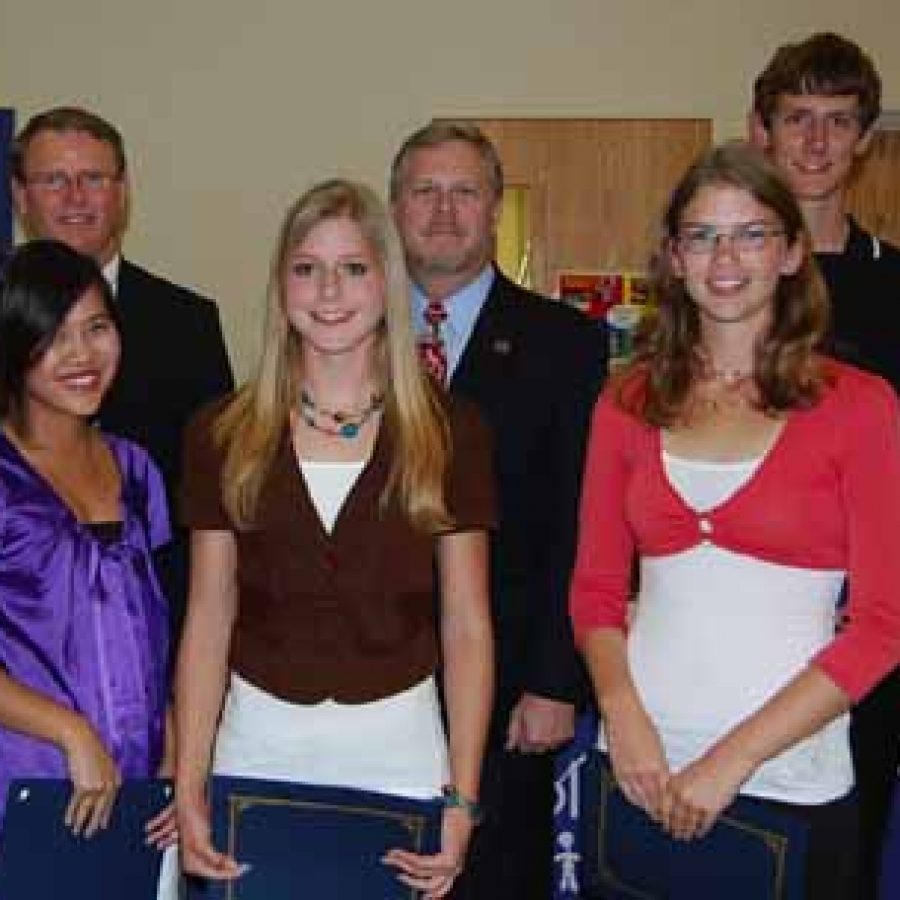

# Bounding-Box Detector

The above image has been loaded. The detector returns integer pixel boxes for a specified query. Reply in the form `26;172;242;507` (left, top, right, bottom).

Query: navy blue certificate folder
0;778;171;900
581;753;809;899
187;776;443;900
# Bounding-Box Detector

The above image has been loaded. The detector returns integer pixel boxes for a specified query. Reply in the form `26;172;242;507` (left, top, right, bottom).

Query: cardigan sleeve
180;396;234;531
569;389;640;644
813;374;900;700
443;394;497;533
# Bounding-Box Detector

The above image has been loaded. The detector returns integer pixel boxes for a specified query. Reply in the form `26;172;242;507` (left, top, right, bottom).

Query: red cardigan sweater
569;361;900;701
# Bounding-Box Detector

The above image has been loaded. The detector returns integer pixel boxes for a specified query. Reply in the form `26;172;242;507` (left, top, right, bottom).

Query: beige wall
3;0;898;378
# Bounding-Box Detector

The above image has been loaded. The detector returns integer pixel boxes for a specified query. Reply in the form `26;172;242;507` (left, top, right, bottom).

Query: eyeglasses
24;170;120;194
406;181;485;206
676;223;786;255
774;108;862;137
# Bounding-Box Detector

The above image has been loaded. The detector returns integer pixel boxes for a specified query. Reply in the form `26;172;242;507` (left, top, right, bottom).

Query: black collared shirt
817;217;900;392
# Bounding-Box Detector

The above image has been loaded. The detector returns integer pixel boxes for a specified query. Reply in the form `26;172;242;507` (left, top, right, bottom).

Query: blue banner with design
553;712;598;898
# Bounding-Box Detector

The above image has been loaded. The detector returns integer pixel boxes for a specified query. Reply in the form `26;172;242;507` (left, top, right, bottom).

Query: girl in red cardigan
570;143;900;899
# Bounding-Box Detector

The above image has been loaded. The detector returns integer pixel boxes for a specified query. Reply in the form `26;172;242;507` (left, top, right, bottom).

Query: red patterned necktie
419;298;448;385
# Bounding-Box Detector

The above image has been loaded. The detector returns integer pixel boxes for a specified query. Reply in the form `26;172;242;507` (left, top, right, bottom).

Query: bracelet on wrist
441;784;484;824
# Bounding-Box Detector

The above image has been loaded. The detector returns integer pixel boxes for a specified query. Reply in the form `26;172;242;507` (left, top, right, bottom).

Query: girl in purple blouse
0;241;174;852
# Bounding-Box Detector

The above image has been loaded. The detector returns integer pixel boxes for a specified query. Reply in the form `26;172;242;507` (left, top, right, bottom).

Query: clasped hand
505;693;575;754
652;752;748;841
607;705;750;842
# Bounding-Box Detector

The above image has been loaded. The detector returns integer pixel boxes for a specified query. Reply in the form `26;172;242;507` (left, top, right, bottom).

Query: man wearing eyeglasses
751;34;900;900
10;106;234;643
391;121;607;900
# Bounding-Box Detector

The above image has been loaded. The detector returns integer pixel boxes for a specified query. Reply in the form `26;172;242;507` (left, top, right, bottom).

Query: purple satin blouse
0;431;170;826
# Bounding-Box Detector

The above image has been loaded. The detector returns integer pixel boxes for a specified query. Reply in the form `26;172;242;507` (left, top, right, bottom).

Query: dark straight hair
0;239;119;416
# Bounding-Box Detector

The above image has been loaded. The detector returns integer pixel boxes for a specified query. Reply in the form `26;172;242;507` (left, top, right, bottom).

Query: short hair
0;239;118;416
625;141;828;425
10;107;127;183
753;33;881;131
389;121;504;201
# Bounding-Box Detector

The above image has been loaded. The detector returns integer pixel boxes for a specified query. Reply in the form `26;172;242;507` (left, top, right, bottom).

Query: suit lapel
101;259;153;422
451;272;520;396
114;258;137;311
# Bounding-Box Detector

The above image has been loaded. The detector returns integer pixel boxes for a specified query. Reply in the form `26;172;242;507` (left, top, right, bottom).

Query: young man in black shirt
752;33;900;899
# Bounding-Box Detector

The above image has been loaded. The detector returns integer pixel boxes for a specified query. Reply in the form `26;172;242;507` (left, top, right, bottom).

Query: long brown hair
623;142;829;425
215;179;452;531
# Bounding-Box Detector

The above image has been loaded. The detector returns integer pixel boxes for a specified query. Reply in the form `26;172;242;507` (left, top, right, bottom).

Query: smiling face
752;93;873;204
283;215;386;361
670;183;803;340
392;140;501;295
23;285;121;426
12;130;127;265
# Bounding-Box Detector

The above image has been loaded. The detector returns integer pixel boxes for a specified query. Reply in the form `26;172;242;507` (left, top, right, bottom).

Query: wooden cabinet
846;125;900;247
460;115;900;292
467;118;711;294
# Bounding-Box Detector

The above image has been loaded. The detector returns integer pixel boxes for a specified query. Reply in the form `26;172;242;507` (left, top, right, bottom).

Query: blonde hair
215;179;452;532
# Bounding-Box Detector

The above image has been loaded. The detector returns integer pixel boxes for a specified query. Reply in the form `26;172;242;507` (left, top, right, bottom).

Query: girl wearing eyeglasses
570;142;900;899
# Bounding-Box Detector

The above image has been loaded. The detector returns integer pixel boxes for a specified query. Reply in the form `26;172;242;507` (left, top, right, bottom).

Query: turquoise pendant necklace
298;389;384;439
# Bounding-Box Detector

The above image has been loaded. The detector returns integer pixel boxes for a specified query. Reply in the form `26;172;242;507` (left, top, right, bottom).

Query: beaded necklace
692;368;756;417
297;388;384;439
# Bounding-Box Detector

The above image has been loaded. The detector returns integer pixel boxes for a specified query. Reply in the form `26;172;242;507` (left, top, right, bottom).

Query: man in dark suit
10;106;234;639
392;121;607;899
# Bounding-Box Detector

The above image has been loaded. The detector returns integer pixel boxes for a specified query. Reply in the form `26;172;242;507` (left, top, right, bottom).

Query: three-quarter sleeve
813;375;900;700
569;390;641;644
180;397;234;531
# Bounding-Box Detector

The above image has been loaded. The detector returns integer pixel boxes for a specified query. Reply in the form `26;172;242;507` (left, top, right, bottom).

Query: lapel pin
492;338;511;355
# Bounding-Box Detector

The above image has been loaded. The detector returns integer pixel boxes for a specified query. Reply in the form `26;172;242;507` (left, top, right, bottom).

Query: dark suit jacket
450;269;606;745
100;259;234;635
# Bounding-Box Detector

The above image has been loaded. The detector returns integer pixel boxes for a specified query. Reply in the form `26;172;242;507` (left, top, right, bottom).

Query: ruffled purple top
0;431;170;826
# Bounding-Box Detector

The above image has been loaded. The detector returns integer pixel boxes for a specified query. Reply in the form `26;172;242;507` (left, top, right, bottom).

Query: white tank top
604;452;850;804
299;460;366;533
